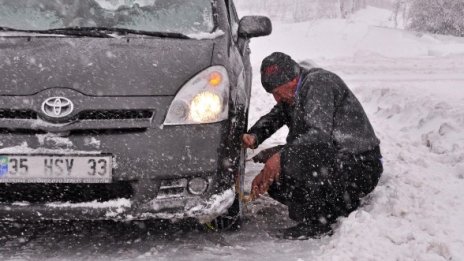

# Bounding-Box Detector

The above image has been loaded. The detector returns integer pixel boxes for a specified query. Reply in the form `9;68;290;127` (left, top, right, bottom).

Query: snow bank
314;85;464;260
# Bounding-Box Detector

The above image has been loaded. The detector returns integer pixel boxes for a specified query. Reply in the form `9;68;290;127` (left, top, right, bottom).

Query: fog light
169;100;189;121
188;178;209;195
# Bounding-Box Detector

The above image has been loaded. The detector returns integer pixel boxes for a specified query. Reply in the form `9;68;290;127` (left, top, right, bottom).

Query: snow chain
204;150;256;231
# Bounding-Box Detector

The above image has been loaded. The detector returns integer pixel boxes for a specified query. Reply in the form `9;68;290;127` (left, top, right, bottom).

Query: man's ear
289;77;299;90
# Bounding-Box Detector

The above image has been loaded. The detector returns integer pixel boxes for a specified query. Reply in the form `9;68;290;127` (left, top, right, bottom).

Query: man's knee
281;143;337;183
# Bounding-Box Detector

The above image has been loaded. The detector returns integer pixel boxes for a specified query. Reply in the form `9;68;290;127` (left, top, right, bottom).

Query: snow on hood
0;37;214;96
187;30;225;40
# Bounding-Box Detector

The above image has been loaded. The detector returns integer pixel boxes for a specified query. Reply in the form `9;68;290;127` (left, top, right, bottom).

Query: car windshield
0;0;215;35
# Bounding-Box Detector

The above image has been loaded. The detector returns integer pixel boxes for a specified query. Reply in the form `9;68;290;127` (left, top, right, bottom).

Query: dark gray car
0;0;271;228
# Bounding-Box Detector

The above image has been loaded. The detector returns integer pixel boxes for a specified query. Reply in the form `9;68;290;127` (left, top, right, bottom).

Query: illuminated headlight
190;91;222;123
188;177;209;195
164;66;229;125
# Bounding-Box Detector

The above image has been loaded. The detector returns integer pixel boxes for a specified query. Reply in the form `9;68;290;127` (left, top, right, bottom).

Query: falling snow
0;2;463;261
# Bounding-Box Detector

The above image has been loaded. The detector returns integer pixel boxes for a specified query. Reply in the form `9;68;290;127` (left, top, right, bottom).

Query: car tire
208;147;246;231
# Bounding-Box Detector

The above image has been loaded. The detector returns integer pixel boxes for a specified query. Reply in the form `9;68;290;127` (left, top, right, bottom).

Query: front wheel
208;147;246;231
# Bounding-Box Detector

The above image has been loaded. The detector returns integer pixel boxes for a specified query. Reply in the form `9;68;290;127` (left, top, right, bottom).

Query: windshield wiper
48;27;191;39
0;26;15;31
0;26;113;38
0;26;191;39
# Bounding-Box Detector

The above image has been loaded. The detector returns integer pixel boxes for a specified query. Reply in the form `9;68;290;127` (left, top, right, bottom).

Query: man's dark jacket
248;66;381;170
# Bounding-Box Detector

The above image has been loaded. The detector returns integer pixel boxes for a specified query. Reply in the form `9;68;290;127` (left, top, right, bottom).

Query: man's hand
242;134;257;149
251;153;281;199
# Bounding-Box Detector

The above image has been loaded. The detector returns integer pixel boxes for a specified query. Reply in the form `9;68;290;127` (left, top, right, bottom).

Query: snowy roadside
245;63;464;261
243;6;464;261
311;73;464;260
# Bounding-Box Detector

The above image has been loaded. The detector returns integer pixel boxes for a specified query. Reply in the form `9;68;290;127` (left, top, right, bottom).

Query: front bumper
0;120;239;221
0;94;244;221
0;188;235;223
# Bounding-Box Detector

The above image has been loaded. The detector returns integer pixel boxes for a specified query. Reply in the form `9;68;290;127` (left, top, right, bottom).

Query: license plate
0;155;112;183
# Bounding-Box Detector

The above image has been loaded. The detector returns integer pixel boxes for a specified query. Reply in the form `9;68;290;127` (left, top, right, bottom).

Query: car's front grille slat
157;179;188;199
0;109;154;121
0;110;37;120
78;110;154;120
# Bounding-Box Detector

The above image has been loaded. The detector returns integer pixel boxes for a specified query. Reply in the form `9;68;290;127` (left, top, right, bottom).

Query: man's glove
252;145;285;163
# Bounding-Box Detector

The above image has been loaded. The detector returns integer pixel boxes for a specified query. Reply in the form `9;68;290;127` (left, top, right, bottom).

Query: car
0;0;271;228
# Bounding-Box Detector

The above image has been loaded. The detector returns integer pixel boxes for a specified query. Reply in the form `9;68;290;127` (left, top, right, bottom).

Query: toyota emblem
41;97;74;118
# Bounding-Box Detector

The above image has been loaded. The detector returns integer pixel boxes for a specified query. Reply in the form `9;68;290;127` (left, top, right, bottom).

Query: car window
0;0;215;35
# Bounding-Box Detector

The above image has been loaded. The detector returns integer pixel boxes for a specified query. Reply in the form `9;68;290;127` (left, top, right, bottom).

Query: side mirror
238;16;272;38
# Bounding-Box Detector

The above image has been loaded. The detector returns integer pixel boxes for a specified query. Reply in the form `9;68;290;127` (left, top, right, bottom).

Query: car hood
0;36;214;96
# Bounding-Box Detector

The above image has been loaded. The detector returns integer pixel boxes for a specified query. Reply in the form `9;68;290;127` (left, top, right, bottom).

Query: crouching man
243;52;383;239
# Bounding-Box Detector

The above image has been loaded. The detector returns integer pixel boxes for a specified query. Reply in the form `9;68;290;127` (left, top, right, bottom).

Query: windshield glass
0;0;215;35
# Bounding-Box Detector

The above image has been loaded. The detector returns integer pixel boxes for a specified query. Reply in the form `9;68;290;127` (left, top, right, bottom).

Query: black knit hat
260;52;300;93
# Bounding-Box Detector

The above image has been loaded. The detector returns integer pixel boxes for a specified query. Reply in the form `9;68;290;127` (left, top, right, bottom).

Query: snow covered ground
1;6;464;261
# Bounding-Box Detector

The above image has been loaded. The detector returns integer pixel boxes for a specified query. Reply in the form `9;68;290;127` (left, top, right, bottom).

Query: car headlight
164;66;229;125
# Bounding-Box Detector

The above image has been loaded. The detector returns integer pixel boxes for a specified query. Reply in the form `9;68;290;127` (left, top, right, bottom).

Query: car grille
157;179;188;199
0;182;134;203
0;109;154;121
0;109;37;120
78;110;154;120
